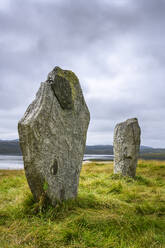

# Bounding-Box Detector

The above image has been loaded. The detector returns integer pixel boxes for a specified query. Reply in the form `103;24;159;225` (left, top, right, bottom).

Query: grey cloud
0;0;165;146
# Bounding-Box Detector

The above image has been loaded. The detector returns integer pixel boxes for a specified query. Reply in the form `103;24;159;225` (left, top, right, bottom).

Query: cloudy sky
0;0;165;147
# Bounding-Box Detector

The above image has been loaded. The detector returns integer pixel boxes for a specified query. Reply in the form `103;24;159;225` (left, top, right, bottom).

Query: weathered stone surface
113;118;141;178
18;66;90;206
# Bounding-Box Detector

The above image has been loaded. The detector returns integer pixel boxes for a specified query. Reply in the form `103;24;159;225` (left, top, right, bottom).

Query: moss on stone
43;181;48;192
54;66;78;101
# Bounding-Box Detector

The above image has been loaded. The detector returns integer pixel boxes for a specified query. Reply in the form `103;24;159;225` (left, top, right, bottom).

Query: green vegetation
55;66;78;101
43;181;49;192
0;160;165;248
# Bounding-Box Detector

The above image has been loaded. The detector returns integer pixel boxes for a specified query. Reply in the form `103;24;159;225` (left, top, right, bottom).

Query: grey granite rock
113;118;141;178
18;66;90;206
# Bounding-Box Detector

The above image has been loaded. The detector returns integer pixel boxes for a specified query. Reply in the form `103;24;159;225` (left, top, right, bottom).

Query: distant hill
85;145;113;155
0;140;165;160
139;146;165;160
0;140;21;155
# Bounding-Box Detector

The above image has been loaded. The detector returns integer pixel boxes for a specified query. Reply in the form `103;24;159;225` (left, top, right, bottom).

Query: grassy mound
0;160;165;248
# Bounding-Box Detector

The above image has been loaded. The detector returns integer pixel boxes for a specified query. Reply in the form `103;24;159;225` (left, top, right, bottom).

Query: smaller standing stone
113;118;141;178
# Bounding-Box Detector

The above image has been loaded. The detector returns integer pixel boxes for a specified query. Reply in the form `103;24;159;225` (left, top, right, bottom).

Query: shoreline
0;160;114;170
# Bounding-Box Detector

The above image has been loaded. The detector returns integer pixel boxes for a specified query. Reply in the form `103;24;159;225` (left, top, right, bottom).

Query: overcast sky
0;0;165;147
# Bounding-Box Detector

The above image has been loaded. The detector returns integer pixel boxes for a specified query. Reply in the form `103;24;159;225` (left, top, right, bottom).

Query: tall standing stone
113;118;141;178
18;66;90;206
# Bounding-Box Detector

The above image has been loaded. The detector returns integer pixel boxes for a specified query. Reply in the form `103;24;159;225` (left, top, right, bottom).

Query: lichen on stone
54;66;78;102
113;118;141;178
18;66;90;206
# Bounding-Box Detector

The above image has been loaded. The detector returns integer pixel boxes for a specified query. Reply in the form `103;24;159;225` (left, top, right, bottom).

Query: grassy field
0;160;165;248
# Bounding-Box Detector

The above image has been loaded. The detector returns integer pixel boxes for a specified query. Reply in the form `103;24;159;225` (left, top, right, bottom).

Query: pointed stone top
47;66;79;110
126;118;138;124
47;66;79;85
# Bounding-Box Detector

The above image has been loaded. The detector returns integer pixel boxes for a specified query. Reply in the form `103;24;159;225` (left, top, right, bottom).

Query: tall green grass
0;160;165;248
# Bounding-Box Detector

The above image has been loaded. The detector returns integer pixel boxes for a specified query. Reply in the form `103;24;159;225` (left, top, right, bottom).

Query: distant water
0;155;23;170
84;154;113;161
0;154;114;170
